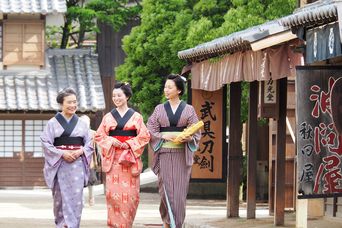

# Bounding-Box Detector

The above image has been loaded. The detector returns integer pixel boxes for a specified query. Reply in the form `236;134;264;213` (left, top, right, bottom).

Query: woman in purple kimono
40;88;93;228
147;74;201;228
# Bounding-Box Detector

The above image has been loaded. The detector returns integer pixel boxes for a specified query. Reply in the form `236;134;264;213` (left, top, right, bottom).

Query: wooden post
268;119;275;215
227;82;242;218
274;78;287;225
247;81;258;219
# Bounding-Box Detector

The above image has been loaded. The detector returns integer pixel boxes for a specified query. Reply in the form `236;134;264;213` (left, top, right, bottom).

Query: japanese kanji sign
191;88;225;180
297;66;342;198
264;79;277;104
258;80;279;119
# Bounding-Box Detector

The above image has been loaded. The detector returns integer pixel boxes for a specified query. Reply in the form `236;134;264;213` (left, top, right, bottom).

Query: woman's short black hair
113;82;133;100
166;74;185;96
56;87;77;104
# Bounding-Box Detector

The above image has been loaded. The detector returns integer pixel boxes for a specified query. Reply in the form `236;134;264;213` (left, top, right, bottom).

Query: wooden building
0;1;105;187
280;0;342;223
178;18;301;226
178;0;342;226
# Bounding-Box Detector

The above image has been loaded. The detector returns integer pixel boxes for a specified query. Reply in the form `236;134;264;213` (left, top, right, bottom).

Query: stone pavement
0;187;341;228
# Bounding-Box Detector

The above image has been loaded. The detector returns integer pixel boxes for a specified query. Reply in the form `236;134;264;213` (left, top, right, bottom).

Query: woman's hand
112;138;123;148
71;148;83;158
120;142;130;149
62;151;76;163
162;134;176;142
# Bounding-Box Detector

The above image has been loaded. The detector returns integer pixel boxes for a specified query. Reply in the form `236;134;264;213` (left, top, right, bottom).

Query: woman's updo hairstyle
56;87;77;104
166;74;186;96
113;82;133;100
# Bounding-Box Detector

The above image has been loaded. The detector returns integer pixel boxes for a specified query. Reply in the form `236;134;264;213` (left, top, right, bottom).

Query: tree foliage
52;0;141;49
116;0;296;119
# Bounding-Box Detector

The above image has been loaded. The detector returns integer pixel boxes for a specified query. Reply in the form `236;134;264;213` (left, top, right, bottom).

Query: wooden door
0;119;46;187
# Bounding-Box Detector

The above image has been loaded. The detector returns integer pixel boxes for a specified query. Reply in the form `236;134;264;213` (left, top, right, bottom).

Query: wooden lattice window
0;120;22;157
24;120;48;157
3;20;44;66
0;119;47;158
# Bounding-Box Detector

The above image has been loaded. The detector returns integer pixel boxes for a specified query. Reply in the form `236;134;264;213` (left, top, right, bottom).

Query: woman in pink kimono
95;82;150;228
147;74;201;228
40;88;93;228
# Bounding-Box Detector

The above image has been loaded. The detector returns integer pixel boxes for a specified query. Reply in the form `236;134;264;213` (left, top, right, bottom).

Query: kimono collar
55;113;79;137
164;101;186;127
110;108;135;130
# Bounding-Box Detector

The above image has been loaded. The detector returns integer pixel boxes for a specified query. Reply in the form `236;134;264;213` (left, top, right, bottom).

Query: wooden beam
227;82;242;218
247;81;258;219
274;78;287;225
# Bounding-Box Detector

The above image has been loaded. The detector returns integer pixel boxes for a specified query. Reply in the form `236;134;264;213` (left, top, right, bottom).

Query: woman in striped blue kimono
40;88;93;228
147;74;201;228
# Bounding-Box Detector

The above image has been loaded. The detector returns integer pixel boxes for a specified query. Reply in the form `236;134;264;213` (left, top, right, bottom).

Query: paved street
0;187;227;228
0;187;341;228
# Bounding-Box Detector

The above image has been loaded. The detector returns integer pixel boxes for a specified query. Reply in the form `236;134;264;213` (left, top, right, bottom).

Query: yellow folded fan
173;121;204;144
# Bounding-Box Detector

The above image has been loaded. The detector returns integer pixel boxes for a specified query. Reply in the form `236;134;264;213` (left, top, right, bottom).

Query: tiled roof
178;20;288;61
280;0;339;28
0;0;67;14
178;1;342;62
0;49;106;112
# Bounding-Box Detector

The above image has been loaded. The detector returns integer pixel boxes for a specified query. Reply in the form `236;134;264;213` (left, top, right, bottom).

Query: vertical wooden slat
274;77;287;225
227;82;242;218
247;81;258;219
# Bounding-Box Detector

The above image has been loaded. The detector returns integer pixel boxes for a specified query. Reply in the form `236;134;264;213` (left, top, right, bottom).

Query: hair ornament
180;75;187;82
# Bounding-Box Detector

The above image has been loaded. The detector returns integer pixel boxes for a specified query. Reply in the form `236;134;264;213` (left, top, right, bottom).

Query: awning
178;19;296;62
190;40;302;91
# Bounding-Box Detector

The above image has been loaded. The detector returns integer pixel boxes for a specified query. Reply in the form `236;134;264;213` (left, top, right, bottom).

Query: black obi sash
160;101;186;132
53;113;84;146
108;108;137;137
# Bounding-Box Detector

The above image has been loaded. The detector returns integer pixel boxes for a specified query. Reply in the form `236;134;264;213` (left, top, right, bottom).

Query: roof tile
0;0;67;14
0;49;105;112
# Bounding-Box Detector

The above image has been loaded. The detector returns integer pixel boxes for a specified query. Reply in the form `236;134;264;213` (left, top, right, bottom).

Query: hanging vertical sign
264;79;277;104
191;88;226;180
258;79;279;118
297;66;342;198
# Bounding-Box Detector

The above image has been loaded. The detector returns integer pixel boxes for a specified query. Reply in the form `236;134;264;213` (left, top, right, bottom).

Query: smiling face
61;94;77;116
164;79;181;100
112;88;128;108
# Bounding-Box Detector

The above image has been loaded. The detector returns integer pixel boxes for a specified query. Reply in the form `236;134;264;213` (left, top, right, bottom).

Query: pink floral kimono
95;108;150;228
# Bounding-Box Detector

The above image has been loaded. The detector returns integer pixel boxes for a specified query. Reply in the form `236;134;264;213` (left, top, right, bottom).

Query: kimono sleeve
82;127;94;166
187;106;201;152
40;120;64;167
125;113;151;158
147;105;164;152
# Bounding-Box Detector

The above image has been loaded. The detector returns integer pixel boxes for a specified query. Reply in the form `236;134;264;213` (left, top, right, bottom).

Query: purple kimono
147;101;201;228
40;113;93;228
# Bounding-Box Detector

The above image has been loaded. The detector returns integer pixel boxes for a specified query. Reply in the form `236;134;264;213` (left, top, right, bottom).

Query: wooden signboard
296;66;342;198
258;79;279;119
191;88;226;180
